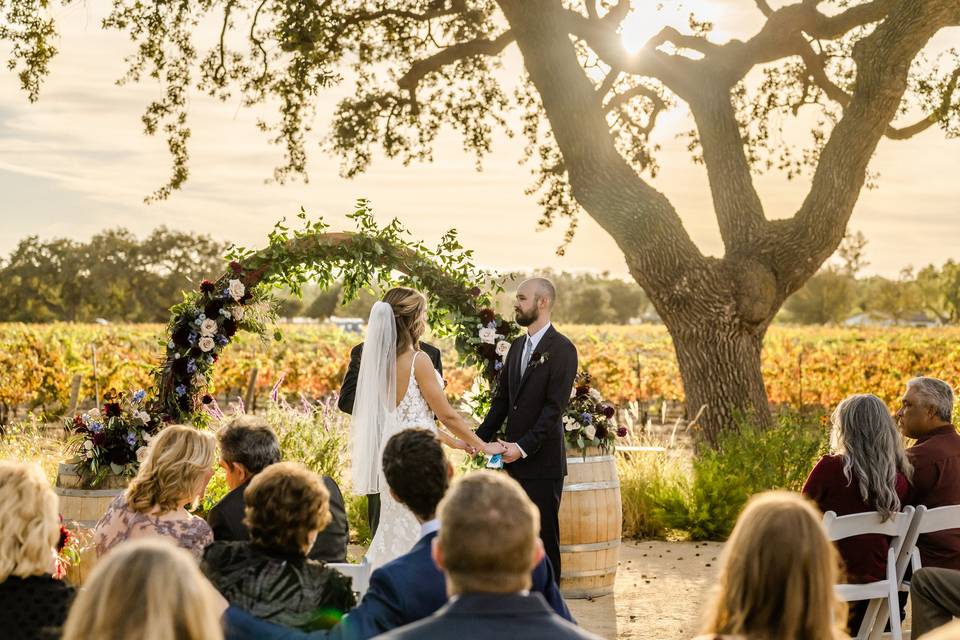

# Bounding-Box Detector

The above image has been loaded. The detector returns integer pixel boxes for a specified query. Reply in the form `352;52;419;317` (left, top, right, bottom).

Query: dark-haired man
223;428;571;640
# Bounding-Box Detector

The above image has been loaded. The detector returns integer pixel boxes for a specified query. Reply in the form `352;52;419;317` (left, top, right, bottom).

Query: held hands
482;441;507;457
497;439;523;463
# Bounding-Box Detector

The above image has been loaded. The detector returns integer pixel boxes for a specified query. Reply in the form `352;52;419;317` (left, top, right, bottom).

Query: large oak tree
5;0;960;441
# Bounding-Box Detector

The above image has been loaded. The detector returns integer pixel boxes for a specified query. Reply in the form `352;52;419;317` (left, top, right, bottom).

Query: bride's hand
482;441;507;456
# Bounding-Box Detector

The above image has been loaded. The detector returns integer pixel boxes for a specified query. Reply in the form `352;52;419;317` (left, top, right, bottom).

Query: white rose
86;450;94;459
232;306;245;322
200;318;218;337
495;340;511;359
584;424;597;440
88;408;101;418
589;388;602;402
83;440;94;450
570;387;577;399
563;416;578;431
198;336;215;352
193;373;207;388
136;446;150;463
228;279;246;301
219;308;231;320
478;327;497;344
137;410;151;423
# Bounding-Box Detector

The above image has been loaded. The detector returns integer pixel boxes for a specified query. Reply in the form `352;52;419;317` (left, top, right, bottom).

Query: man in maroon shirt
898;377;960;570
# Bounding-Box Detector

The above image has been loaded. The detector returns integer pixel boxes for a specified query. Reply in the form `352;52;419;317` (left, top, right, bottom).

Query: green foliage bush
620;409;830;541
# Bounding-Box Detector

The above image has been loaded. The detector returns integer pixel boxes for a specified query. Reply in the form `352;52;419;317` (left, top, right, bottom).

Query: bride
351;288;505;569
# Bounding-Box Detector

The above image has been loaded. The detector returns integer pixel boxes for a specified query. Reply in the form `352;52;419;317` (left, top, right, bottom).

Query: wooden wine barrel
558;447;622;599
54;463;126;585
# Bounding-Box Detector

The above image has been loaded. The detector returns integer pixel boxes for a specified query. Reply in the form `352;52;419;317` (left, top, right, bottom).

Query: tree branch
397;31;515;95
886;68;960;139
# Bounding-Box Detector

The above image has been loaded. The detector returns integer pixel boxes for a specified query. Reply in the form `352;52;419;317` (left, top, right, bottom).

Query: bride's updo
383;287;427;354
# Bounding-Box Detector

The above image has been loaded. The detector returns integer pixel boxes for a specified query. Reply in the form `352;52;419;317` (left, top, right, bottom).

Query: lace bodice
364;351;441;571
396;351;442;428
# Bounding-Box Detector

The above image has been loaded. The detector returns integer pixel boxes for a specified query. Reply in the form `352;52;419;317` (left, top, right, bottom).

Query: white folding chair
329;558;371;598
823;506;916;640
907;504;960;573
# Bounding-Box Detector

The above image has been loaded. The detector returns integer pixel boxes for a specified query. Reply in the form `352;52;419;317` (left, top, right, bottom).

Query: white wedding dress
362;350;442;570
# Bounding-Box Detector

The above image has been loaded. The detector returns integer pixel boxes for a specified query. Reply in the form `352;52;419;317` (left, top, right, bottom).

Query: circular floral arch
149;201;518;425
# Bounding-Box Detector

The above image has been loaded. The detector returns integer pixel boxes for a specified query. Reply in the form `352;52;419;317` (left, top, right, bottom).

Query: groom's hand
498;440;522;464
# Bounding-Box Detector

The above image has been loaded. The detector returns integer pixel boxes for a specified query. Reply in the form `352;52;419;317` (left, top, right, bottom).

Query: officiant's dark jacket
374;593;599;640
208;475;348;563
220;530;571;640
476;325;578;479
337;342;443;415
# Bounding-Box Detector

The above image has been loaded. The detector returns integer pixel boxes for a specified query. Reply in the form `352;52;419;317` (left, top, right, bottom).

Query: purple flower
175;384;187;397
90;422;104;434
215;334;228;346
186;359;197;374
495;360;503;371
132;390;146;403
616;427;628;438
126;432;137;446
580;412;593;425
188;332;198;345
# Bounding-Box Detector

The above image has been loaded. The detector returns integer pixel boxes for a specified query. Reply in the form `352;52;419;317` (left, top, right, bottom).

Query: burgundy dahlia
103;402;121;418
201;394;213;405
575;385;590;398
57;525;70;553
229;260;242;273
91;431;106;447
468;286;482;297
601;403;616;419
200;279;215;294
616;426;628;438
478;308;495;324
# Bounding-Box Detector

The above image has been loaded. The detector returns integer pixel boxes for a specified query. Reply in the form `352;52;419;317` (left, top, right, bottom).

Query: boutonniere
528;351;550;369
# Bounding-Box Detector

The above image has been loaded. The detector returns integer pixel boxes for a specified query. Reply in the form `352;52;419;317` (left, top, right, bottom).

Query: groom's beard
515;308;538;327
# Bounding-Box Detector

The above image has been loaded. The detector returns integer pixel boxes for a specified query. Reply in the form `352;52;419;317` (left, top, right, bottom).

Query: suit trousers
912;567;960;637
367;493;381;539
517;477;564;584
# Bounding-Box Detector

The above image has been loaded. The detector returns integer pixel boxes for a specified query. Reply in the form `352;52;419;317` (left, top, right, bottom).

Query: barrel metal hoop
563;480;620;492
560;539;621;553
566;455;615;464
54;488;125;497
561;567;618;578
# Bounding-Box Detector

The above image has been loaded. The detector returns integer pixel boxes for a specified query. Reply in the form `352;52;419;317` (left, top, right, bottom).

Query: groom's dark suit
476;324;578;580
338;341;443;537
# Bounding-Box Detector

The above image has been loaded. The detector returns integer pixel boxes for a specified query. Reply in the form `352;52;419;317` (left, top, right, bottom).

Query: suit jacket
338;342;443;415
221;531;572;640
374;592;600;640
208;476;349;564
476;325;578;479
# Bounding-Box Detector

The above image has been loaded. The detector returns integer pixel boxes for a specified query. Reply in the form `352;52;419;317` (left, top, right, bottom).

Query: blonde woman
94;424;216;560
696;491;847;640
0;461;75;638
63;537;225;640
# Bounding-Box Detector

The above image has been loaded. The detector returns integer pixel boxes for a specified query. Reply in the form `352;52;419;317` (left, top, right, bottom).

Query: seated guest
696;492;846;640
93;424;216;561
911;566;960;637
62;537;225;640
223;428;571;640
203;462;356;630
803;393;912;631
898;377;960;569
209;416;349;563
0;461;75;640
376;470;597;639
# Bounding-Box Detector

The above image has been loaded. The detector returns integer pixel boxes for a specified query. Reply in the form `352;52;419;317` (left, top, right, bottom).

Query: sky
0;1;958;279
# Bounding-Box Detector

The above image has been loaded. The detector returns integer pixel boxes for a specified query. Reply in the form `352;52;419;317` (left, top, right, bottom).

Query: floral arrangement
158;261;275;421
456;298;521;385
563;372;628;452
65;389;160;484
54;518;91;580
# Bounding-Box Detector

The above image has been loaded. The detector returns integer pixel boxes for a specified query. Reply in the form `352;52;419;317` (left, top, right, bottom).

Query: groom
338;287;444;538
477;277;578;581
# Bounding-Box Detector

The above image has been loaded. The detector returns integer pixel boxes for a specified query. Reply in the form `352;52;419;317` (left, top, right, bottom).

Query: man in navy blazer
376;470;599;640
223;429;571;640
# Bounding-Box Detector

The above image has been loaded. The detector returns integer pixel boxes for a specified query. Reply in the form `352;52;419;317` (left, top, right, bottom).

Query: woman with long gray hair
803;393;913;632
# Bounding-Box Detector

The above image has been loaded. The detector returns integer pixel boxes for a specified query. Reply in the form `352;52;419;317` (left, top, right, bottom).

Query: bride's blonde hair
383;287;427;354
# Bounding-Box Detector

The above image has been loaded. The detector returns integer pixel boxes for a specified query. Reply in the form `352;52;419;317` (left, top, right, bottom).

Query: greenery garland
151;199;519;427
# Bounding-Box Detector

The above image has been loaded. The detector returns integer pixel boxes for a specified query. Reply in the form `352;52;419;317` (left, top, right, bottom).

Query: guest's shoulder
203;539;250;563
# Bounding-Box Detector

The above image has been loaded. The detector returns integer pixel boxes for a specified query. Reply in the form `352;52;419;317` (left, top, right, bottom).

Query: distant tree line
0;229;653;325
782;232;960;325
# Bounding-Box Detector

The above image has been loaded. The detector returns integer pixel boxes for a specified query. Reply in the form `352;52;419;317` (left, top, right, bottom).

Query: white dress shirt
515;322;552;459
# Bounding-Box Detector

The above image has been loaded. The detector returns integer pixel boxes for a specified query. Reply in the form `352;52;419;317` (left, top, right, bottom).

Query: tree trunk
666;316;771;445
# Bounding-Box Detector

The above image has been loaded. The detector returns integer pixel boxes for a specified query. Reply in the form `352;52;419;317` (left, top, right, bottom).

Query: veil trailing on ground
350;301;398;495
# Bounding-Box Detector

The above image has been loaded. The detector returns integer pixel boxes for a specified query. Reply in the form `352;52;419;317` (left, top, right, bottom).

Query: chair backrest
823;507;915;547
914;504;960;535
329;559;371;597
